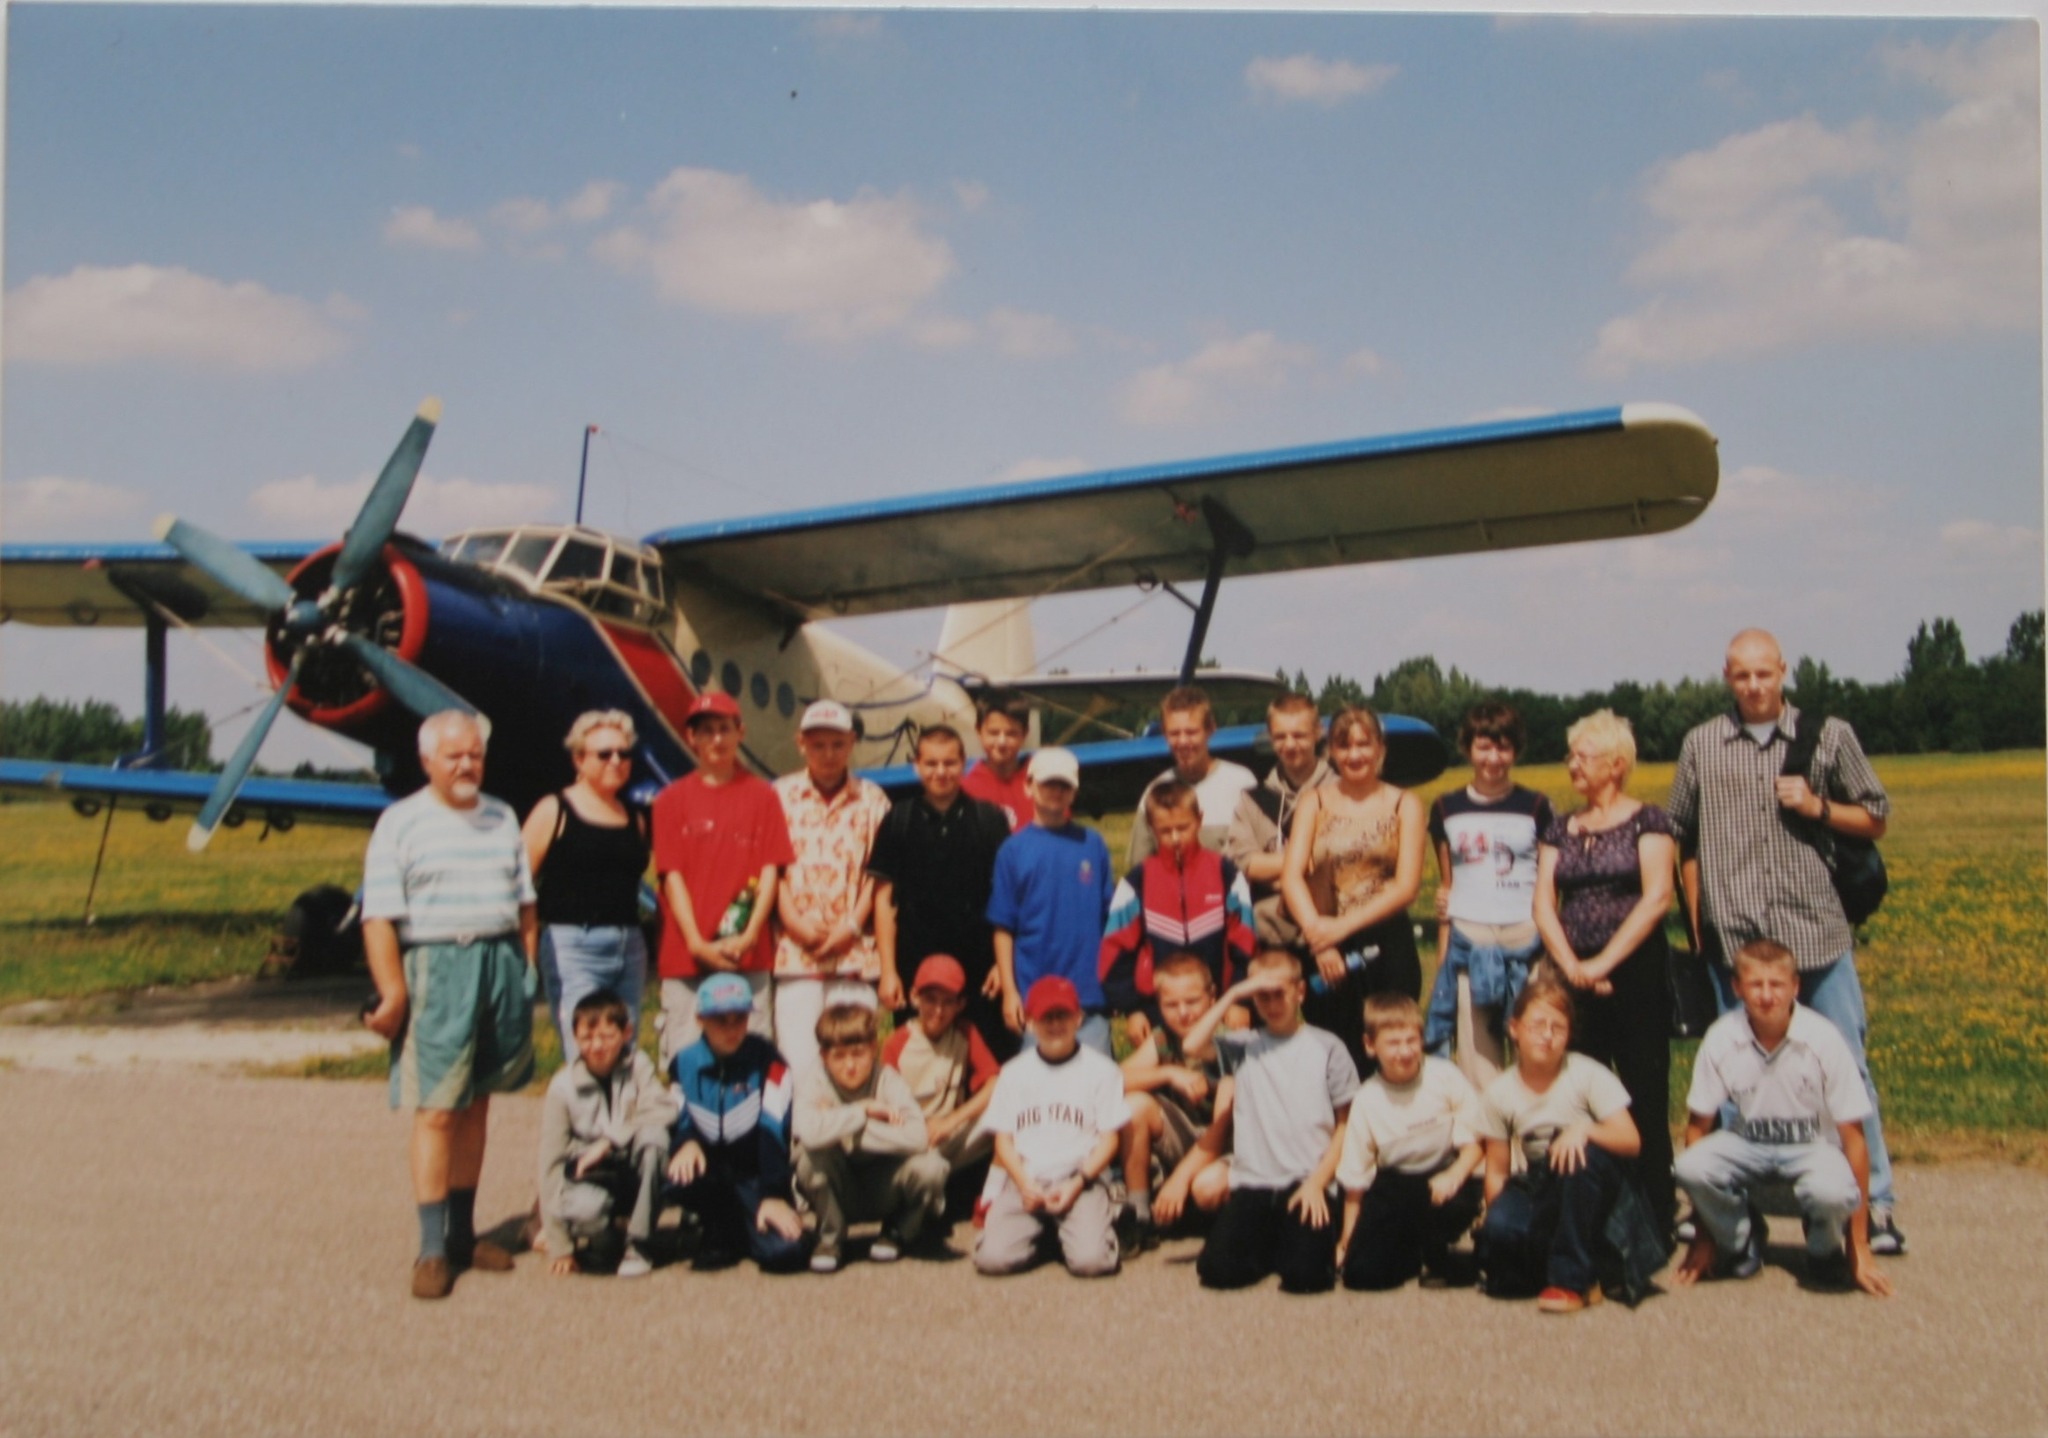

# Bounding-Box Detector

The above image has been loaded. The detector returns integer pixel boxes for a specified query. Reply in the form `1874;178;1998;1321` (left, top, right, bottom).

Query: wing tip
185;822;215;853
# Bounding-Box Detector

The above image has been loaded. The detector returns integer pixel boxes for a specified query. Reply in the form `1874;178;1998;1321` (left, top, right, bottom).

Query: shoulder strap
1781;711;1824;782
552;790;573;844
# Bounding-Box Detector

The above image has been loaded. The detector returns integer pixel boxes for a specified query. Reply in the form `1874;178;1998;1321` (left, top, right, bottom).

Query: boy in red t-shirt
958;689;1034;831
652;692;795;1066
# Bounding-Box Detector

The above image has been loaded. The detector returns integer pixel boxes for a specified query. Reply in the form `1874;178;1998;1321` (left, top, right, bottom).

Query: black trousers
1572;932;1675;1233
1197;1186;1339;1294
1342;1170;1482;1291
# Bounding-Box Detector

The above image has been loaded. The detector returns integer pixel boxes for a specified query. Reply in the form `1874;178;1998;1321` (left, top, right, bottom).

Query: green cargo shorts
389;936;537;1111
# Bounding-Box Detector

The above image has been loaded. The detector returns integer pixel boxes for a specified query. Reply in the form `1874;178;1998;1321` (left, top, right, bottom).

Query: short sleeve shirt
1685;1003;1872;1145
1541;804;1674;957
1128;760;1258;866
771;772;891;980
960;762;1034;831
1215;1024;1359;1190
986;823;1115;1009
884;1021;1001;1120
652;772;795;979
1336;1057;1478;1192
982;1045;1131;1186
1429;786;1554;926
362;789;534;944
1474;1053;1632;1170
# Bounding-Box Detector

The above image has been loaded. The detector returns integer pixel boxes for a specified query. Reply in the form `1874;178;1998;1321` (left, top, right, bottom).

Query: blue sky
3;5;2041;768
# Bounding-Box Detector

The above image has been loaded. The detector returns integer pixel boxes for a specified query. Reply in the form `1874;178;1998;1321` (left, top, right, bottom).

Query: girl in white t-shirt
1472;979;1641;1313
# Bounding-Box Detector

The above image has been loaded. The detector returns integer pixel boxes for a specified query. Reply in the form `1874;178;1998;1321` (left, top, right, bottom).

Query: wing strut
101;571;172;770
1162;497;1257;688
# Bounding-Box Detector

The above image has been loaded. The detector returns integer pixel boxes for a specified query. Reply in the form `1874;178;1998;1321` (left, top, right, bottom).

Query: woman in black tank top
522;710;653;1054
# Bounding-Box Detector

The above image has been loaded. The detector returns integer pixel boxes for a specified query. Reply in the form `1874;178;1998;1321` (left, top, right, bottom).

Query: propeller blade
338;632;478;719
329;397;442;597
188;654;302;852
154;516;297;613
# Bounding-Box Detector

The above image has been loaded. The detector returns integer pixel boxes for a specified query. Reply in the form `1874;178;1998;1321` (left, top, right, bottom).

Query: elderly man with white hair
362;709;540;1300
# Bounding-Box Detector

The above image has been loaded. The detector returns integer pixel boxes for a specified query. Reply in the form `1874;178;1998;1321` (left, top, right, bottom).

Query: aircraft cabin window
690;649;712;688
549;538;607;583
750;672;770;709
505;531;561;579
457;532;510;567
721;660;742;696
777;682;796;718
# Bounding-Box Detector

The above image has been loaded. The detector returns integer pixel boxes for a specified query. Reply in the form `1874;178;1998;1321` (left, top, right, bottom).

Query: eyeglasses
914;990;964;1006
1519;1018;1570;1037
582;748;632;762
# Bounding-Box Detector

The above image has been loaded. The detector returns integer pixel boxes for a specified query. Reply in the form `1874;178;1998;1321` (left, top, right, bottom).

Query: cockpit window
505;531;560;579
549;538;608;583
451;531;510;566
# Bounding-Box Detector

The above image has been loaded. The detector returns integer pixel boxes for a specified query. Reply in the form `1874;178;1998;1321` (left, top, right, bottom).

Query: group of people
360;625;1901;1308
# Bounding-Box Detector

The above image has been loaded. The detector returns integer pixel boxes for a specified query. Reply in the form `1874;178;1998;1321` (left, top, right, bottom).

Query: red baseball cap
912;955;967;996
1024;975;1081;1020
683;691;741;725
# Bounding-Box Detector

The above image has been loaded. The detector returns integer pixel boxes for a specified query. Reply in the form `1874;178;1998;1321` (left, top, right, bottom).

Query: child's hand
1672;1233;1718;1288
863;1100;902;1125
1286;1181;1330;1229
1851;1241;1895;1299
877;970;905;1011
1014;1174;1048;1213
1124;1011;1153;1049
666;1140;706;1186
981;968;1004;1000
925;1111;960;1147
1042;1174;1085;1216
573;1139;614;1181
1003;990;1026;1034
1154;1171;1191;1227
1428;1169;1464;1206
1312;947;1348;988
1434;887;1451;921
1167;1068;1210;1107
549;1254;578;1277
1301;914;1348;954
756;1197;802;1241
1548;1123;1593;1174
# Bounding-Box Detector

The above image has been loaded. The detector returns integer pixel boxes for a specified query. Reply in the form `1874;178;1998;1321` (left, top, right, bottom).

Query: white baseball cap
1028;746;1081;788
799;699;856;733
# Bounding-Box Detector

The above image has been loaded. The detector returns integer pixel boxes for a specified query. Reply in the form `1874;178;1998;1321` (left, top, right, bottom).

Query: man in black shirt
871;725;1018;1057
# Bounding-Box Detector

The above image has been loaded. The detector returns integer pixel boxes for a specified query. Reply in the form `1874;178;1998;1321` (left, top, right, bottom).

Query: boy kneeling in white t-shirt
1673;939;1892;1298
973;976;1131;1277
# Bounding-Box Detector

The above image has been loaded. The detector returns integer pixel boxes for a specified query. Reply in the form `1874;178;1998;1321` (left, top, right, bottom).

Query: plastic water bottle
1309;945;1380;995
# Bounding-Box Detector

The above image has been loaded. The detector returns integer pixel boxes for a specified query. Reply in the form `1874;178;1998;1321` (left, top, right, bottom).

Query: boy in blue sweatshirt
664;972;809;1273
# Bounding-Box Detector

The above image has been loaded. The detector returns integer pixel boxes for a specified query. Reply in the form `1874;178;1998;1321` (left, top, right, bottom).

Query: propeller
155;398;481;851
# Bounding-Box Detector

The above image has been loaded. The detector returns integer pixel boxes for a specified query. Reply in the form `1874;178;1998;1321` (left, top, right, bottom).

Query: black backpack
1780;714;1888;926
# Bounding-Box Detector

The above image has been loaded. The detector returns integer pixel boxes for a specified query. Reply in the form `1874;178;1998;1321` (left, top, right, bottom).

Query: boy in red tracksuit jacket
1100;780;1257;1046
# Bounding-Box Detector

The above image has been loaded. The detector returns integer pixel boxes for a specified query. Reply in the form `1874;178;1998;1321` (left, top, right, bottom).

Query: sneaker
1725;1214;1766;1282
1536;1283;1603;1315
809;1249;841;1275
1675;1216;1697;1244
1867;1207;1907;1256
616;1246;653;1280
868;1232;901;1264
410;1256;453;1300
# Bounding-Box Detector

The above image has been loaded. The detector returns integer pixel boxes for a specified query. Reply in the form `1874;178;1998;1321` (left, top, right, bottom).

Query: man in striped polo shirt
362;710;540;1299
1668;628;1903;1256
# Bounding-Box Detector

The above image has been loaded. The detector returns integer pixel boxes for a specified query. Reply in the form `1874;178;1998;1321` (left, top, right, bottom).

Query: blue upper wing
648;405;1717;621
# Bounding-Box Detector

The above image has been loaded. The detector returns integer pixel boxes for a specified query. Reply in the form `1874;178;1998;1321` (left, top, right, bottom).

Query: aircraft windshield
440;523;664;625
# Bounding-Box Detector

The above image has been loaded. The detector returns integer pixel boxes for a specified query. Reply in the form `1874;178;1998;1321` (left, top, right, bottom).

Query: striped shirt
1665;706;1888;972
362;788;536;945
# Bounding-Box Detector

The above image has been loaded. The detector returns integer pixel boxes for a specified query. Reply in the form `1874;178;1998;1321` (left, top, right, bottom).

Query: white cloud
1342;347;1390;378
247;472;558;538
1245;54;1397;107
1116;331;1318;427
1941;519;2043;563
907;315;977;350
593;167;955;341
953;180;991;213
0;476;148;538
1593;24;2039;375
4;264;354;371
985;307;1076;360
990;457;1087;485
383;205;482;252
491;181;623;235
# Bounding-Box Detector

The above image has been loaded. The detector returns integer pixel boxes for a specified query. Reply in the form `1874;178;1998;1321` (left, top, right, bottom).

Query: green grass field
4;751;2043;1158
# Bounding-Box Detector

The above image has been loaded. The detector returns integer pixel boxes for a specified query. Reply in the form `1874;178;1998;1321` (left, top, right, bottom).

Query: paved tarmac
3;1067;2044;1437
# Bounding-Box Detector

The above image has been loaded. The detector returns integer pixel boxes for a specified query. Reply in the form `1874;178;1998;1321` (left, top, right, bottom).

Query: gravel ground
2;1066;2044;1437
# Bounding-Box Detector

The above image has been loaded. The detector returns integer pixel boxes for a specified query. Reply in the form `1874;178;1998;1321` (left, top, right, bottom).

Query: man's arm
518;901;540;967
361;917;407;1039
1841;1123;1893;1298
994;928;1024;1033
872;879;902;1008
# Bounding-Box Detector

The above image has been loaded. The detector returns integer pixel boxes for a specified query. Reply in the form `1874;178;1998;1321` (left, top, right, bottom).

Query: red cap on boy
1024;975;1081;1020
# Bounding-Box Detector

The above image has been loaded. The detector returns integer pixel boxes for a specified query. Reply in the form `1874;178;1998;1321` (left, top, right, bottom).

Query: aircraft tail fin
933;600;1034;683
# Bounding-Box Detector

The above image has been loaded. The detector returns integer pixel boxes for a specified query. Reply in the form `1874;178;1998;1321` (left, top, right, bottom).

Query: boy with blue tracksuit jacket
664;972;810;1273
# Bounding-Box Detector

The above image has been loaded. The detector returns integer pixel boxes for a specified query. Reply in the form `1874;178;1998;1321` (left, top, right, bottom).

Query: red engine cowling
264;543;431;739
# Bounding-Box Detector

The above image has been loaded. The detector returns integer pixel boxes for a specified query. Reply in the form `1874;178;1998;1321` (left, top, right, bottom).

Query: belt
404;930;518;950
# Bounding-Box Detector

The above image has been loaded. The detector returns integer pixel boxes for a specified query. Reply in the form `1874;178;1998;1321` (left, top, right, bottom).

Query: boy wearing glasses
792;1000;947;1272
884;955;1001;1216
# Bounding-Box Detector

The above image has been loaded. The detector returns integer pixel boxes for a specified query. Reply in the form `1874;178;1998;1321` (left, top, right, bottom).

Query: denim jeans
1477;1146;1625;1297
540;924;647;1056
1712;948;1893;1209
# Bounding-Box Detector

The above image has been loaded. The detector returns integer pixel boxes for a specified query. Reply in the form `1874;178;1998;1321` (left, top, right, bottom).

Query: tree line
1236;610;2045;764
